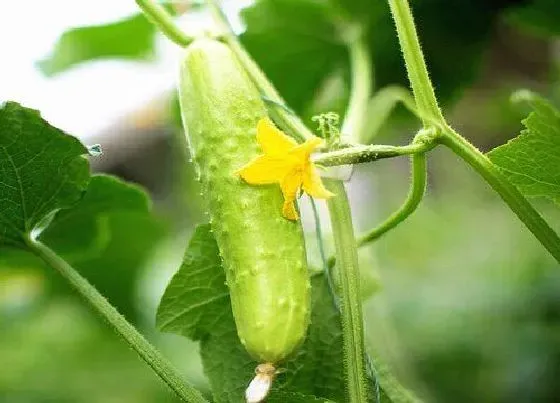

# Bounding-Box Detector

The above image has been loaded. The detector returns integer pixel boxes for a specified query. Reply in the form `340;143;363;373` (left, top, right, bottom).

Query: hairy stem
313;141;433;167
387;0;443;126
440;129;560;263
136;0;193;47
358;152;427;246
27;239;208;403
325;180;369;403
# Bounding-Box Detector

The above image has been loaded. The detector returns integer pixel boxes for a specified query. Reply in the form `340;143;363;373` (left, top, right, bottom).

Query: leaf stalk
27;238;208;403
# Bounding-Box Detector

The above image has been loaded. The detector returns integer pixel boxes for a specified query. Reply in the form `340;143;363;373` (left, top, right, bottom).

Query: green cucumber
178;38;310;364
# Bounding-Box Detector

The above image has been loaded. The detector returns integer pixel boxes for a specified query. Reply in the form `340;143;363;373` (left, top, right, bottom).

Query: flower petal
282;199;299;220
257;118;298;155
302;166;335;199
281;169;303;200
237;155;292;184
289;136;324;164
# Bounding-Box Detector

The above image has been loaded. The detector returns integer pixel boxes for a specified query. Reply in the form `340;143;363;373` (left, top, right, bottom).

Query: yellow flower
237;118;334;220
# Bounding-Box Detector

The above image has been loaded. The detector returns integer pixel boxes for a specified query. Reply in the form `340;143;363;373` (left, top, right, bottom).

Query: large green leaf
0;101;164;320
0;101;90;248
488;94;560;205
240;0;525;116
38;13;156;76
157;224;347;402
240;0;346;114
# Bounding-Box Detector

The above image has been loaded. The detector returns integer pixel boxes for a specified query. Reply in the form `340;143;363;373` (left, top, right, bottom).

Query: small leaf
156;223;230;340
40;174;151;260
0;101;89;248
41;174;166;320
488;94;560;205
38;13;156;76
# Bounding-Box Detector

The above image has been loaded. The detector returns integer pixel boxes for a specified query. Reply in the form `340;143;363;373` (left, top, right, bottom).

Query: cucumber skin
178;38;310;363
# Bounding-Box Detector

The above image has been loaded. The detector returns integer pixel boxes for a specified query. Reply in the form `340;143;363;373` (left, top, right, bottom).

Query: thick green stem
440;129;560;263
205;0;314;141
358;152;427;246
325;180;369;403
27;239;208;403
313;141;432;167
136;0;193;47
343;33;373;142
387;0;444;126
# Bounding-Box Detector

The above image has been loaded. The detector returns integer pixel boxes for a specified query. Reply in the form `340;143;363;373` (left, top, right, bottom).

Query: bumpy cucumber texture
178;38;310;363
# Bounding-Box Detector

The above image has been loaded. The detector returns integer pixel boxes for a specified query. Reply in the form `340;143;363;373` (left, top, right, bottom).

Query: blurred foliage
240;0;532;118
38;13;157;76
506;0;560;37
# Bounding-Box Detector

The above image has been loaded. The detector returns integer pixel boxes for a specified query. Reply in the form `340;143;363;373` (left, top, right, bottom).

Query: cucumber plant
2;0;560;403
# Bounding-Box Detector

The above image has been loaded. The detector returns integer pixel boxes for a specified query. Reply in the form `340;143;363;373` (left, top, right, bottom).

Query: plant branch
342;29;373;142
387;0;444;126
313;140;433;167
325;179;369;403
358;152;427;246
26;239;208;403
439;129;560;263
205;0;314;141
136;0;193;47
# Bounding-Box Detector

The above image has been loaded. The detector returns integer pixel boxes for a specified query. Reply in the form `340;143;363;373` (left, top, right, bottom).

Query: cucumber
178;38;310;364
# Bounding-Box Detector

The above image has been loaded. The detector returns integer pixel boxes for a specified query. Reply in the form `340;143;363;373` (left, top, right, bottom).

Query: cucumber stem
135;0;193;47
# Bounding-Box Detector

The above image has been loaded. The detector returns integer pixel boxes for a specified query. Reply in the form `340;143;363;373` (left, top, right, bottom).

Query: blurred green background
1;0;559;402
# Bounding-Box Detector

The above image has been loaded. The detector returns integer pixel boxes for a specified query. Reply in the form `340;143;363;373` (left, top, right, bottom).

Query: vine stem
322;24;373;403
358;152;427;246
26;239;208;403
387;0;444;127
325;179;369;403
135;0;193;47
389;0;560;264
313;140;433;167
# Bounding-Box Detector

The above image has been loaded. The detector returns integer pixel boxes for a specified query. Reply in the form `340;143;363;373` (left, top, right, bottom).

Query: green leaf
157;224;346;402
0;101;89;249
506;0;560;37
156;224;230;340
38;13;156;76
488;94;560;205
42;174;166;320
40;174;151;261
240;0;346;114
240;0;523;115
0;101;164;320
